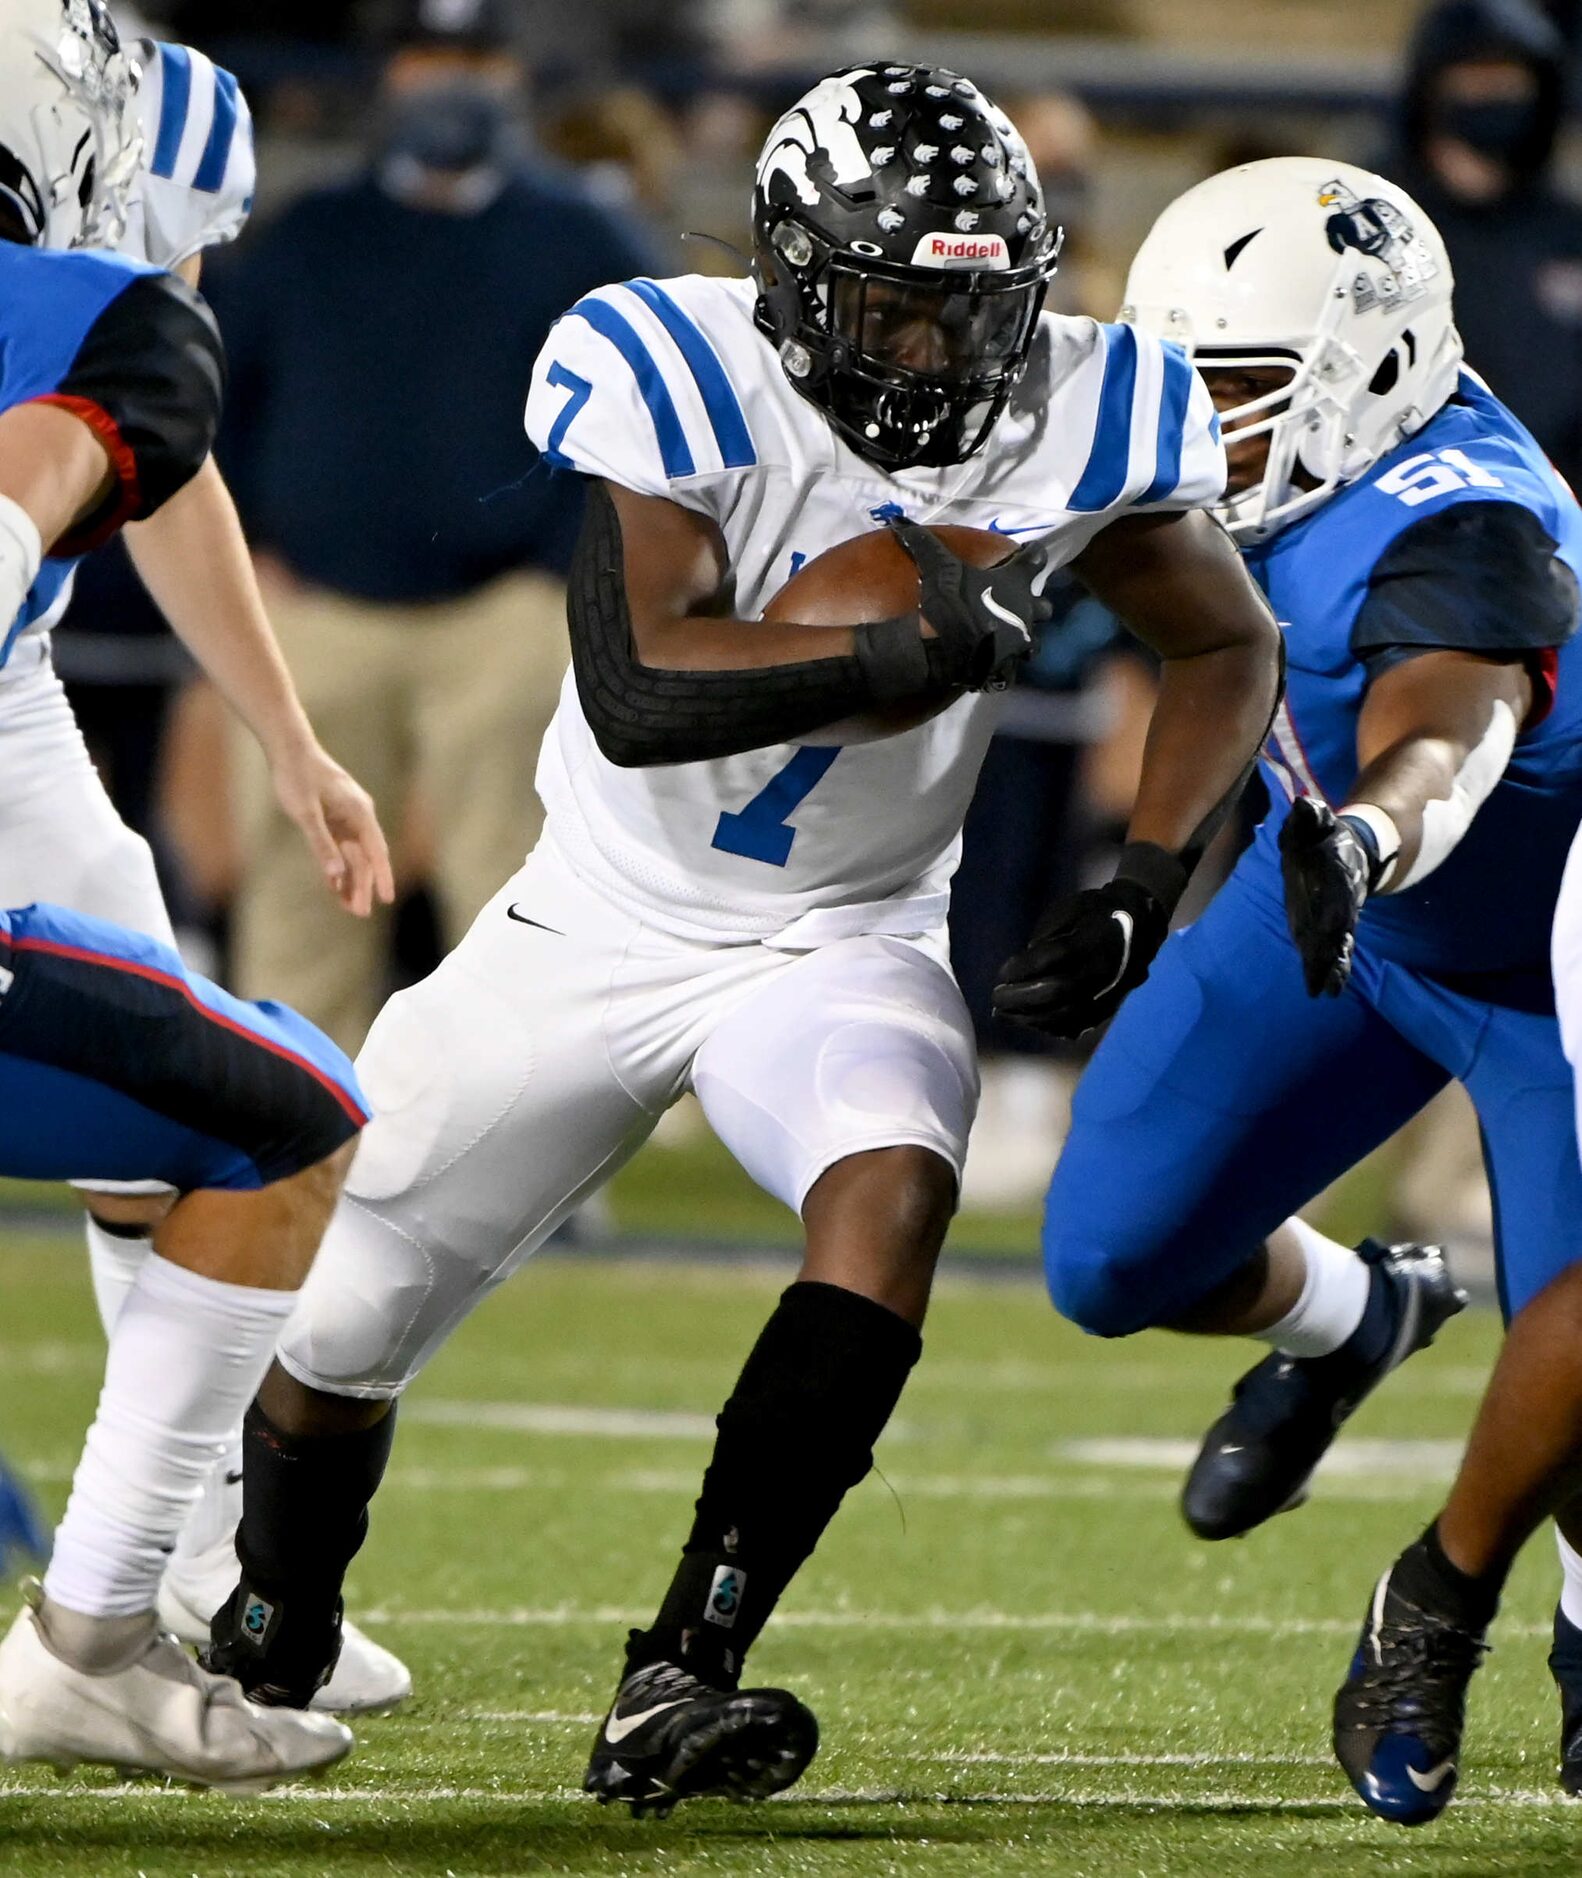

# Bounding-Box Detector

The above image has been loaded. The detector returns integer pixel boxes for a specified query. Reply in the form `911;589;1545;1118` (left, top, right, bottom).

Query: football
762;525;1015;744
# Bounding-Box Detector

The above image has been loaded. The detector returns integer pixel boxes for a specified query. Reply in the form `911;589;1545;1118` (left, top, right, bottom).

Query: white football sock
1254;1218;1370;1359
44;1254;295;1619
83;1216;153;1336
1557;1532;1582;1631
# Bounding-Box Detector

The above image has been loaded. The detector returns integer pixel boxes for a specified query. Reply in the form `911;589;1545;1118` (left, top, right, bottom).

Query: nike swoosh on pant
506;906;565;936
603;1697;689;1745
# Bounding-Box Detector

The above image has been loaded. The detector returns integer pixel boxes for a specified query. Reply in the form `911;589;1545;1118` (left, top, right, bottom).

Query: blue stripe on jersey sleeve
1138;341;1194;505
567;297;695;478
151;43;192;181
1069;323;1140;513
624;280;755;469
192;65;240;194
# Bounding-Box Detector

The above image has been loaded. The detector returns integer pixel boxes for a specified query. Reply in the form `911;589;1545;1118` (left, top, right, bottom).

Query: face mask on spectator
381;82;516;175
1437;96;1542;164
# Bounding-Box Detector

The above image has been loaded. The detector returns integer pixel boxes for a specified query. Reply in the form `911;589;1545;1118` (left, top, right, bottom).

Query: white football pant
280;833;979;1399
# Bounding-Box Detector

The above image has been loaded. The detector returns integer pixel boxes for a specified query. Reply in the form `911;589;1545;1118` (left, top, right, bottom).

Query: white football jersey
121;40;255;270
524;274;1224;946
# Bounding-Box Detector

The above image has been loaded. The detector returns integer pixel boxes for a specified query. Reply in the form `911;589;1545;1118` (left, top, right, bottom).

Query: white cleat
0;1602;352;1794
157;1551;412;1718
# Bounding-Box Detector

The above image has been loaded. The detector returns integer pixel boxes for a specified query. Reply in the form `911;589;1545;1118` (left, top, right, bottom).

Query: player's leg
1041;859;1459;1537
0;908;361;1786
204;845;665;1707
1332;979;1582;1822
583;932;975;1814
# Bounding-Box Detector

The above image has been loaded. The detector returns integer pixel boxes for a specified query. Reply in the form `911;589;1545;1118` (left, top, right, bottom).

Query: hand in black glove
993;849;1181;1039
1279;795;1376;998
889;520;1051;692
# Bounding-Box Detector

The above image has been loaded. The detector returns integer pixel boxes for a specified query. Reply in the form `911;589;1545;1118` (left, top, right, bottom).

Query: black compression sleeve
51;271;225;548
568;479;951;766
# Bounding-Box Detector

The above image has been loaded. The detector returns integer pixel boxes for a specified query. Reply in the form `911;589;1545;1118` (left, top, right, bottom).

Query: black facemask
381;82;517;175
1438;96;1541;164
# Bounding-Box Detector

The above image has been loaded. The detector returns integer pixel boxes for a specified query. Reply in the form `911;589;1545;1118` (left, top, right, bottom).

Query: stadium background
5;2;1582;1872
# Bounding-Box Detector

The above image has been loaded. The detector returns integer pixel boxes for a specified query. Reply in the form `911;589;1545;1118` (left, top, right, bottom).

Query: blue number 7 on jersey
544;362;593;463
712;747;841;867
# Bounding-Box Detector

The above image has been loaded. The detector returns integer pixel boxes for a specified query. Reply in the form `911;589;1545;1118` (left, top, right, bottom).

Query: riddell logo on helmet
912;232;1010;269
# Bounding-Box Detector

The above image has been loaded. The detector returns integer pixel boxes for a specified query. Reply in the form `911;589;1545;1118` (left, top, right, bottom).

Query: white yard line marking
0;1780;1573;1812
352;1604;1562;1642
930;1752;1333;1768
402;1400;719;1440
1055;1436;1465;1477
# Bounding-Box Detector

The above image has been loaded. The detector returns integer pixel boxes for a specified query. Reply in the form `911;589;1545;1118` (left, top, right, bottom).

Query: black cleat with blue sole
1333;1562;1488;1825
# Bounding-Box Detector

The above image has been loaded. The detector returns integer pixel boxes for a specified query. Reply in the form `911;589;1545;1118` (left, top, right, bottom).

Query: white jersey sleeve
1063;324;1226;517
128;41;256;268
525;279;759;514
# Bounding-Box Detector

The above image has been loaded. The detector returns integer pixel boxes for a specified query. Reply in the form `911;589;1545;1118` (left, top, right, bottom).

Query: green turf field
0;1228;1570;1877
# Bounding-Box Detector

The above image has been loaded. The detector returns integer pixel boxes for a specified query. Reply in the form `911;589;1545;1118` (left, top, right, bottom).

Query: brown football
762;525;1014;744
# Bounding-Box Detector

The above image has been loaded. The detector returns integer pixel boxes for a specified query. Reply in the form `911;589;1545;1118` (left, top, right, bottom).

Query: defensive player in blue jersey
0;0;365;1790
997;156;1582;1821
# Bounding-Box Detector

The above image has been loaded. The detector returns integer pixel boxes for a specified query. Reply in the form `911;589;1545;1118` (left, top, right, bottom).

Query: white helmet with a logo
1121;156;1464;541
0;0;143;249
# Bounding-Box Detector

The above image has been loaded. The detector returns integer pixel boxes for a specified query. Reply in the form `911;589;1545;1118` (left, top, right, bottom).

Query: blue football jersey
1246;372;1582;984
0;241;223;664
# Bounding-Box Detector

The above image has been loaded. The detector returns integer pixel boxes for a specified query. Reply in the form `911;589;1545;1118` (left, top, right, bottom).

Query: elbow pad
568;482;945;767
0;495;42;632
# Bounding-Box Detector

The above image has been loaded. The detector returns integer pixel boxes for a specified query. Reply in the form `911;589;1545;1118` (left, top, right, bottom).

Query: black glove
993;844;1185;1039
1279;795;1379;998
889;520;1050;693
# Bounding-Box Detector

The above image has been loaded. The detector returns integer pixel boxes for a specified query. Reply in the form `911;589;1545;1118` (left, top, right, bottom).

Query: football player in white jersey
204;63;1281;1809
0;2;406;1712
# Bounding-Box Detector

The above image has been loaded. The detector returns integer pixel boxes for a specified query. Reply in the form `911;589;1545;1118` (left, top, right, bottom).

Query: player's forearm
1342;653;1530;893
124;456;316;760
1125;638;1282;868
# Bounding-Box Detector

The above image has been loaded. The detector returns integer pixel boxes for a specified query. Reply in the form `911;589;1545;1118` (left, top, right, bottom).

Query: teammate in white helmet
1026;156;1582;1823
0;1;407;1715
203;62;1280;1811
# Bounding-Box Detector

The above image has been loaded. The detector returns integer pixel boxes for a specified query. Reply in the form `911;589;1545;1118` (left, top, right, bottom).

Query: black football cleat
1334;1563;1488;1825
202;1576;343;1709
1548;1605;1582;1795
584;1660;819;1819
1183;1240;1466;1541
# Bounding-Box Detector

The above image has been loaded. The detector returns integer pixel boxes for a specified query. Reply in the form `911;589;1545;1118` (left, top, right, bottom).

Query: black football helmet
752;63;1060;472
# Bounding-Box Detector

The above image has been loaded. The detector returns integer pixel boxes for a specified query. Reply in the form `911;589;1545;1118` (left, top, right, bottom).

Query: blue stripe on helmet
568;297;695;478
193;66;240;194
151;44;192;181
624;280;755;470
1138;340;1195;506
1069;323;1140;513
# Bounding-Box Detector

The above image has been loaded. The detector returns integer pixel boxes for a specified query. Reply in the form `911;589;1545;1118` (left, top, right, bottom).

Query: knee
257;1358;392;1438
1041;1163;1167;1339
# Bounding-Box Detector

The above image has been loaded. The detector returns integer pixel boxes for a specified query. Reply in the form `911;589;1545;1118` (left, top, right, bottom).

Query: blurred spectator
1383;0;1582;488
208;0;665;1052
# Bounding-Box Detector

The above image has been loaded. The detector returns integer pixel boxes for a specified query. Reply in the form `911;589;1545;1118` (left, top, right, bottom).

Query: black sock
235;1398;398;1603
1327;1258;1397;1371
1391;1521;1502;1633
626;1281;921;1687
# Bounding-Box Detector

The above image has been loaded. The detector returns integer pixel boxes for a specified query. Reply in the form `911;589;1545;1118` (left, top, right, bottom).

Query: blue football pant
1043;853;1582;1334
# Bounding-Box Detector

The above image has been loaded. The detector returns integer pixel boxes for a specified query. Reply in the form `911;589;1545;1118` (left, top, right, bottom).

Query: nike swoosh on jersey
980;591;1032;643
603;1697;690;1745
1406;1757;1456;1793
987;517;1049;537
506;906;565;936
